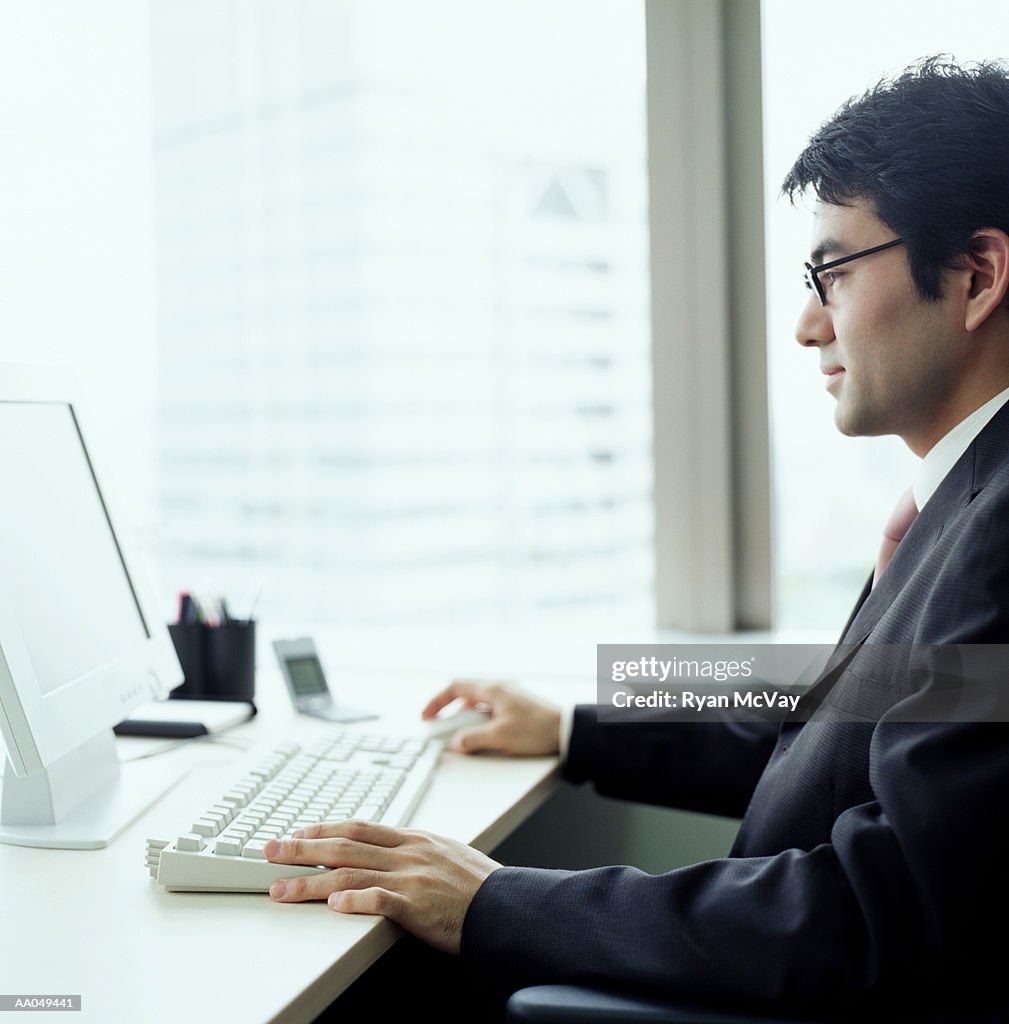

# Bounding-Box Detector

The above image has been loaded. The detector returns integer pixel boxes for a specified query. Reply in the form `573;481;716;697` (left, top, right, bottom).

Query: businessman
267;58;1009;1021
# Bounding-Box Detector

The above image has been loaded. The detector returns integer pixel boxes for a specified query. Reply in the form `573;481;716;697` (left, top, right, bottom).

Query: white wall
0;0;158;532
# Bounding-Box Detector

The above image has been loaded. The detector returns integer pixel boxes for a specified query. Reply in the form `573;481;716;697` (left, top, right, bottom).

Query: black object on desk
168;618;256;704
114;718;209;739
114;699;257;738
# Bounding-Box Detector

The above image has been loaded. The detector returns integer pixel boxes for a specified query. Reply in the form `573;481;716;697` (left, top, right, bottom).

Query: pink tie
873;487;918;588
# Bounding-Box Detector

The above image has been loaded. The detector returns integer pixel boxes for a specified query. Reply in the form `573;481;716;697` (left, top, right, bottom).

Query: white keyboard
145;728;441;892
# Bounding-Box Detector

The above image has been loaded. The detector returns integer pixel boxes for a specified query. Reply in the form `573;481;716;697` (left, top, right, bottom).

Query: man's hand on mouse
421;679;562;755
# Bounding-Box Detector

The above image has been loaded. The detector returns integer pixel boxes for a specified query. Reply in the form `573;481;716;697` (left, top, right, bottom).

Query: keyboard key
176;833;205;852
203;811;229;831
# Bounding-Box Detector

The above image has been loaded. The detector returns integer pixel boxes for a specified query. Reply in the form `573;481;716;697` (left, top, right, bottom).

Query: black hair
782;55;1009;301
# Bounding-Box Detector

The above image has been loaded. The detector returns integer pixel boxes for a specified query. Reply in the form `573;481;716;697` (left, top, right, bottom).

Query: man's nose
795;291;835;348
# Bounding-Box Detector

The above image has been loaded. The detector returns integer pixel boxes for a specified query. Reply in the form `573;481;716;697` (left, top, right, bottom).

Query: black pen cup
168;620;256;703
207;620;256;702
168;623;208;698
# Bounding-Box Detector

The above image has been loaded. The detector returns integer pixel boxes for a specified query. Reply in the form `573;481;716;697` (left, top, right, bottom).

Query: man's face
795;198;964;456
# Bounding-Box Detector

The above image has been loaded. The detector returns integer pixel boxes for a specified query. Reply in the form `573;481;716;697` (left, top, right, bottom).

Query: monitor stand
0;729;183;849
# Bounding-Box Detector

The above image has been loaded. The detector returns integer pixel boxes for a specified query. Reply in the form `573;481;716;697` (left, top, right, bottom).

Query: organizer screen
287;656;329;697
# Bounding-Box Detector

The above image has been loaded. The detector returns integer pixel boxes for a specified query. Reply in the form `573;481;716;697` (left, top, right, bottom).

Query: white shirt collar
913;384;1009;511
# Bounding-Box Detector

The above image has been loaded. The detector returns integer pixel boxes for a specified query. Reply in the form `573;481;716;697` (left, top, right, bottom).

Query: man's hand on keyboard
264;821;500;954
421;679;561;756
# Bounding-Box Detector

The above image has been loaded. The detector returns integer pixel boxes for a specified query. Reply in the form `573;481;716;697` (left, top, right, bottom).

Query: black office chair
505;985;822;1024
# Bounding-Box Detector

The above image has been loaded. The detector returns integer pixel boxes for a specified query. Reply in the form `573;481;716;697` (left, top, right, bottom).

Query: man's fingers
291;819;407;847
450;723;505;754
270;866;385;903
420;686;460;720
264;834;397;868
328;886;406;920
421;678;507;720
421;679;489;720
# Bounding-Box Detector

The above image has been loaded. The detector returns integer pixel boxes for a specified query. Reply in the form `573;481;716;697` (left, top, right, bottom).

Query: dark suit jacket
460;401;1009;1022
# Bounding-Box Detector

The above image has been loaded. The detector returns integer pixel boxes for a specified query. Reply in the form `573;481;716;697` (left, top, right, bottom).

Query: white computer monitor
0;364;183;849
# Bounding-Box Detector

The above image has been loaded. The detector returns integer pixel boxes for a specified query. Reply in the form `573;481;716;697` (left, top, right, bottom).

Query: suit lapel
781;400;1009;728
837;574;872;644
786;446;973;723
840;452;972;644
839;396;1009;644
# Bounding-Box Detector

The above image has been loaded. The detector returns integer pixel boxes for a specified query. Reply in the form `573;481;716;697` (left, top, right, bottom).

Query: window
149;1;652;628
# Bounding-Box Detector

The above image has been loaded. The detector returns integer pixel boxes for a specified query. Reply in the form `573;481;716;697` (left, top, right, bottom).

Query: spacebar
157;849;330;892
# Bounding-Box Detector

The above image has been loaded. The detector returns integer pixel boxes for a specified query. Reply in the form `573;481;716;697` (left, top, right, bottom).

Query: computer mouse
421;707;492;739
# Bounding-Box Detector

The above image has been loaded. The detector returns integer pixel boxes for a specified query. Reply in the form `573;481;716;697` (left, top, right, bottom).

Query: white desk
0;666;573;1023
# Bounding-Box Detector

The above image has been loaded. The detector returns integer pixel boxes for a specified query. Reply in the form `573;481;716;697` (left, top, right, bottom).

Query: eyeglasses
803;237;905;306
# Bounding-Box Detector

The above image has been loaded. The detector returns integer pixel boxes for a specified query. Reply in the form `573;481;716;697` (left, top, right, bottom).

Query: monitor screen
0;402;147;696
0;370;183;847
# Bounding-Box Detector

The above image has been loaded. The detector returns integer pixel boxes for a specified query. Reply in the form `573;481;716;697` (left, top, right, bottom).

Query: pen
179;593;200;625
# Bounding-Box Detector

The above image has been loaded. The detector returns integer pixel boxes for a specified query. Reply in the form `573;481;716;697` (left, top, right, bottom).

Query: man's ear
963;228;1009;333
